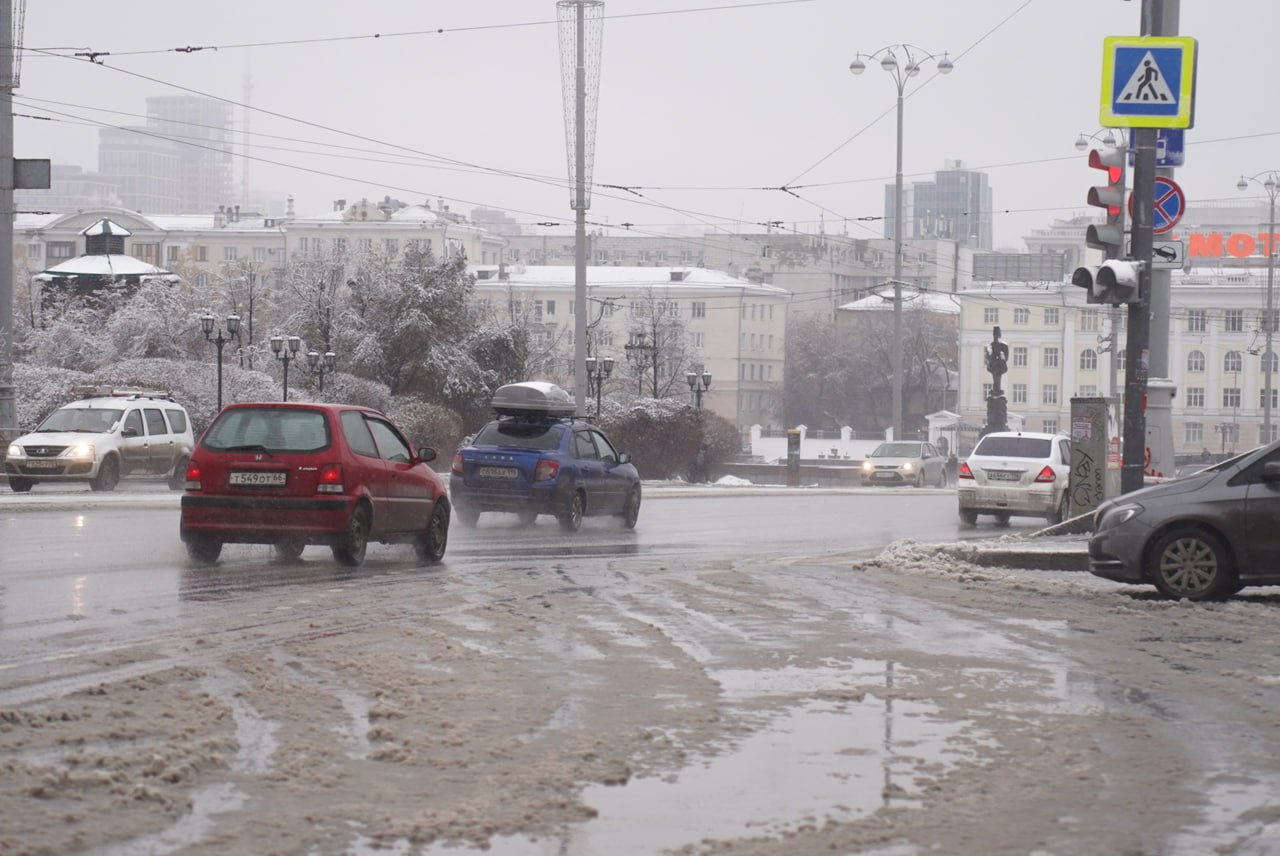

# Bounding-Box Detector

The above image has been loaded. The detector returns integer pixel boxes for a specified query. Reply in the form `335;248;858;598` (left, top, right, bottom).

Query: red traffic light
1088;148;1123;184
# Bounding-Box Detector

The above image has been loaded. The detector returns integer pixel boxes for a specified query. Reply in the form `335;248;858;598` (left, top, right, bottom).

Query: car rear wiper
223;444;273;455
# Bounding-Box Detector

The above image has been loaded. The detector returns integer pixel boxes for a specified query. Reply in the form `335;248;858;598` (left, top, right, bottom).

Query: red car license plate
229;471;287;486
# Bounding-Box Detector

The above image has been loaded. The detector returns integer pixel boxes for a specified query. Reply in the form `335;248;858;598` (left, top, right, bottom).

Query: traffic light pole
1122;127;1156;494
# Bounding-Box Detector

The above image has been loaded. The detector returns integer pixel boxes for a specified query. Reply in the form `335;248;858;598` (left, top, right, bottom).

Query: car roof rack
69;384;175;402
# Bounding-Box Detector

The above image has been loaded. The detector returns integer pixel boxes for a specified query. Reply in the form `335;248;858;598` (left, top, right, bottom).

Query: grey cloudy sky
14;0;1275;249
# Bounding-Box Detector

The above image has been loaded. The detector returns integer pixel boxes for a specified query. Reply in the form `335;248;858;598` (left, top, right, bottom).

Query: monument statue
983;325;1009;435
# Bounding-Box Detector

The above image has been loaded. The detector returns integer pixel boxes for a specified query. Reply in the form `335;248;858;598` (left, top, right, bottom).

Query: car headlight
903;462;914;472
861;461;873;473
6;443;20;458
63;443;95;459
1096;501;1144;533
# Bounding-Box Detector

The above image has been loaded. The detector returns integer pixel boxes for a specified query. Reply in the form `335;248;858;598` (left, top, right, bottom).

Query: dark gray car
1089;440;1280;600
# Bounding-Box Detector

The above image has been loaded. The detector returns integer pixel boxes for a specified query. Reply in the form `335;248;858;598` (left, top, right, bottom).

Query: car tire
273;538;306;561
168;455;189;491
456;504;480;528
959;508;978;526
993;512;1011;526
186;537;222;565
1048;493;1069;525
332;504;370;567
620;486;641;530
558;491;584;532
1148;527;1237;601
7;476;34;493
90;455;120;492
415;502;449;564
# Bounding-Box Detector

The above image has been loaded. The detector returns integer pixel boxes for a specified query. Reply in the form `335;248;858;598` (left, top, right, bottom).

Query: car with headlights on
449;382;641;532
957;430;1071;525
1089;441;1280;600
5;388;194;492
179;402;450;567
859;440;946;488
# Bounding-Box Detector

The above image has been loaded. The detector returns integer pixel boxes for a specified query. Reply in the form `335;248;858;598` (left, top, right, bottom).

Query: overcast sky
14;0;1276;251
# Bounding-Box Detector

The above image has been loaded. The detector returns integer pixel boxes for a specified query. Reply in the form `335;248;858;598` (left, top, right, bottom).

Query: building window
252;246;267;262
982;382;993;399
1117;349;1126;371
1224;387;1241;408
1012;383;1027;404
1043;347;1059;368
47;241;75;260
1043;418;1059;434
1079;385;1098;397
983;307;999;325
1263;352;1279;374
1044;308;1060;326
1225;309;1244;332
1266;309;1280;333
1262;388;1279;410
1042;385;1059;405
1186;387;1205;407
1264;423;1280;445
1079;349;1098;370
690;331;705;348
195;246;208;262
1079;309;1099;331
1184;422;1204;444
1225;351;1243;373
167;246;180;262
1187;350;1205;372
1187;309;1206;332
1012;346;1028;368
25;242;41;259
1013;307;1030;325
221;246;236;262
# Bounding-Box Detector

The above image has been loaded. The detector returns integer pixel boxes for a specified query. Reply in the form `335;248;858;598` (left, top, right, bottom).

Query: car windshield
973;435;1053;459
203;407;330;453
473;420;565;451
36;406;123;433
872;443;922;457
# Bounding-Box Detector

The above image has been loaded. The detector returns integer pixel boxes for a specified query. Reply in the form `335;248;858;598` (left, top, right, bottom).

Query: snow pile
714;475;753;487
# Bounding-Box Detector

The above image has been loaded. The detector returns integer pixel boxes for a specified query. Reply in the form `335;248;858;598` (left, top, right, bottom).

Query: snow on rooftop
839;290;962;313
34;254;176;279
472;264;788;295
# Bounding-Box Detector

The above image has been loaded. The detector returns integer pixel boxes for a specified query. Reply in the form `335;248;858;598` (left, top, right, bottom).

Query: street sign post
1129;175;1185;235
1127;239;1186;270
1100;36;1197;129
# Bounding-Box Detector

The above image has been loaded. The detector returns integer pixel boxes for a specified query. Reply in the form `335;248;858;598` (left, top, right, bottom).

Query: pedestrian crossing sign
1099;36;1197;129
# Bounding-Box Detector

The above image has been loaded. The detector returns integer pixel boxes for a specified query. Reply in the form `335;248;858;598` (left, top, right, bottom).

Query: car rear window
473;420;565;451
973;435;1053;459
203;407;331;453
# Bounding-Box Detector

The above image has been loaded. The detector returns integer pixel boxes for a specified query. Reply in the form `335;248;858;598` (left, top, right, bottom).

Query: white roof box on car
490;381;577;418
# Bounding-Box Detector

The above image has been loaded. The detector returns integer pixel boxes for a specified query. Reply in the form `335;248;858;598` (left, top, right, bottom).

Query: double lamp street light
1237;171;1279;442
584;355;613;420
270;334;339;402
686;369;712;409
850;43;952;440
201;313;241;410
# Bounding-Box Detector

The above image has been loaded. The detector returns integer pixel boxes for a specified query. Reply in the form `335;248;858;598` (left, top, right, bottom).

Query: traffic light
1085;145;1127;259
1071;260;1143;305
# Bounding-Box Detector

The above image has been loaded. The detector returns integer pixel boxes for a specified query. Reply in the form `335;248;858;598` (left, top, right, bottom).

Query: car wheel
456;504;480;528
959;508;978;526
168;455;189;491
994;512;1011;526
273;538;306;561
90;455;120;492
7;476;34;493
558;491;584;532
332;505;370;567
517;508;539;527
415;502;450;564
913;471;924;488
185;537;222;565
1148;527;1237;601
1048;493;1069;525
620;486;641;530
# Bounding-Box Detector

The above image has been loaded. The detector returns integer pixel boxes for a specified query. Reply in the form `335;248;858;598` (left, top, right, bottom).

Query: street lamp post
850;44;953;440
306;350;338;393
200;313;241;410
584;355;614;420
1238;171;1279;443
270;334;302;402
624;335;658;397
686;369;712;409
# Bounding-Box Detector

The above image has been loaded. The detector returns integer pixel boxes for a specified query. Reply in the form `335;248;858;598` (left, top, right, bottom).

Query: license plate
25;460;59;470
875;471;897;479
987;471;1021;482
478;466;518;479
230;471;287;486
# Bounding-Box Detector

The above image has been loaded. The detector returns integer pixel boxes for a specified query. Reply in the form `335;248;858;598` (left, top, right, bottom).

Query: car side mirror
1262;461;1280;482
616;452;631;465
122;427;138;438
417;447;438;464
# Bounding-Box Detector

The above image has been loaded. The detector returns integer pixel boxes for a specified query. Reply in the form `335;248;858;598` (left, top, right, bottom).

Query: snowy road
2;488;1280;854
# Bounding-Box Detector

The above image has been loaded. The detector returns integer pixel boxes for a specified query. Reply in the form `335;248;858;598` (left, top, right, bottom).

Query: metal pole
891;87;905;440
0;0;15;452
1266;190;1275;441
215;336;225;410
572;1;588;417
282;356;289;402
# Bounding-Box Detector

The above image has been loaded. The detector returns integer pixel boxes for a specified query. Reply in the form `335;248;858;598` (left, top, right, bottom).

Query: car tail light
1034;466;1057;483
534;459;559;482
959;462;974;480
184;461;202;490
318;463;345;494
451;453;464;475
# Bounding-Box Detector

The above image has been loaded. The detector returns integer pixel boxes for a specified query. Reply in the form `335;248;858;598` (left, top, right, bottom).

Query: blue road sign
1100;36;1197;129
1127;129;1185;168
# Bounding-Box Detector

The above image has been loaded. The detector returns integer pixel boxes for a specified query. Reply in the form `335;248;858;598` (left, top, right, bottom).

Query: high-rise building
98;95;233;215
885;160;993;250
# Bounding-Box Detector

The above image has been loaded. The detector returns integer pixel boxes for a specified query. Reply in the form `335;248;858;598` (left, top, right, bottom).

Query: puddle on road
420;690;976;855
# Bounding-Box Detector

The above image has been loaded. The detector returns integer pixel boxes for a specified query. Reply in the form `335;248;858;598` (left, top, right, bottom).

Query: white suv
957;431;1072;525
5;389;195;492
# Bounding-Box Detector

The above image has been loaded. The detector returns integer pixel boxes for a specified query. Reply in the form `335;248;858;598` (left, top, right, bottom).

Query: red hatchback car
180;402;450;567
